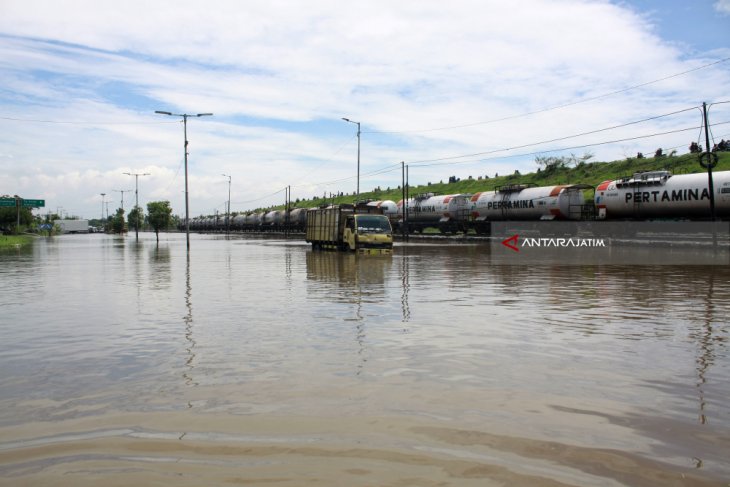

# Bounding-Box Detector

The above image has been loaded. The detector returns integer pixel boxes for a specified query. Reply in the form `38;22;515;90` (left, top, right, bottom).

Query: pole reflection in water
305;251;393;376
695;270;715;428
183;253;197;391
400;248;411;324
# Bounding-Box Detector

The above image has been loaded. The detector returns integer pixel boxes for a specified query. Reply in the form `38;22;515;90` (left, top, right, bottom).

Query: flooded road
1;233;729;486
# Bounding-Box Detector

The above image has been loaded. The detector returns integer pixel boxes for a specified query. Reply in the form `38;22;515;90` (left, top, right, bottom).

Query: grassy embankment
267;151;730;211
0;235;34;250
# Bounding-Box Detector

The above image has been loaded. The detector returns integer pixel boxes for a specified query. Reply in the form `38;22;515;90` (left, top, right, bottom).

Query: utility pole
124;172;151;241
701;102;716;220
222;174;231;236
342;117;361;199
401;161;406;241
100;193;106;231
155;111;213;252
112;189;133;212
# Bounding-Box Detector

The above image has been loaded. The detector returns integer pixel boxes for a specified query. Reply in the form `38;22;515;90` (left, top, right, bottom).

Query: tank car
289;208;307;232
265;210;277;228
232;214;246;230
470;184;587;223
244;212;260;231
367;200;398;216
396;193;471;233
595;170;730;219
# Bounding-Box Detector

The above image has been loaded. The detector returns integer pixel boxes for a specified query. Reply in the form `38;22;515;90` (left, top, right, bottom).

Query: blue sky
1;0;729;219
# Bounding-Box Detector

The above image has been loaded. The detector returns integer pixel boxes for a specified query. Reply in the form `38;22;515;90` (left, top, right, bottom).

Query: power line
232;187;287;206
406;105;701;165
409;121;730;168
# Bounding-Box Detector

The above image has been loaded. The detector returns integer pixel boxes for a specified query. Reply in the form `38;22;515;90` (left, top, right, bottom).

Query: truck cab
343;214;393;253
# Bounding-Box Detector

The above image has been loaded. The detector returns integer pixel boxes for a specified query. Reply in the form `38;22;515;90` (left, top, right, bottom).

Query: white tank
367;200;398;216
396;193;470;229
595;170;730;219
233;214;246;229
290;208;307;228
263;211;277;226
470;184;586;221
244;212;259;227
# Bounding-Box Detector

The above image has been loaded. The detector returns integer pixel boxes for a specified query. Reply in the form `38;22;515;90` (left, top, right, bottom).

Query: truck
305;204;393;254
56;219;90;234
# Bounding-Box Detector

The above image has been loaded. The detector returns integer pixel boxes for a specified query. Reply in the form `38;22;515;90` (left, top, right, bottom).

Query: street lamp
222;174;231;236
100;193;106;228
155;110;213;251
342;117;361;198
112;189;133;211
123;171;151;241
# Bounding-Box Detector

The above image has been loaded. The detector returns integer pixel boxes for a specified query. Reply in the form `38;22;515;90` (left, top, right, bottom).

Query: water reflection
183;253;197;390
694;270;716;427
149;246;171;291
305;251;393;375
400;252;411;324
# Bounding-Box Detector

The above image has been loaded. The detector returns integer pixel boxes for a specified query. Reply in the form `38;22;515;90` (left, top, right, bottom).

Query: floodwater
0;233;728;486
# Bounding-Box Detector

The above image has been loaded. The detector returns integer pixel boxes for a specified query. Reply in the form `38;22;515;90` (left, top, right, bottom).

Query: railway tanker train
186;170;730;234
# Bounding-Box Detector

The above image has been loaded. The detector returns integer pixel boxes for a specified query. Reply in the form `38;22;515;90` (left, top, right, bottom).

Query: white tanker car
595;170;730;219
470;183;587;221
393;193;471;233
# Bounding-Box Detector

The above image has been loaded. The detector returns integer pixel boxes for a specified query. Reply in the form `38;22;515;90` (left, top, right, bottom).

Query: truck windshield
355;215;391;234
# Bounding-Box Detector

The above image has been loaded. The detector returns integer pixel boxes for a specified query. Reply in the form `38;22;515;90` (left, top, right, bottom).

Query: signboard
0;198;45;207
22;199;45;207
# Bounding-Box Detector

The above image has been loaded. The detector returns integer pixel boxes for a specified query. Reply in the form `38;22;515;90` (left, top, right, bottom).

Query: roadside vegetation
0;235;34;250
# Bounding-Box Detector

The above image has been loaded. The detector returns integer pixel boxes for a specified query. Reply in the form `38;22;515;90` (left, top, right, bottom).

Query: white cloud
715;0;730;14
1;0;729;218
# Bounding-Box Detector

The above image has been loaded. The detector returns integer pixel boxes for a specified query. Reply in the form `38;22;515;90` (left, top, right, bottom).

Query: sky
1;0;729;220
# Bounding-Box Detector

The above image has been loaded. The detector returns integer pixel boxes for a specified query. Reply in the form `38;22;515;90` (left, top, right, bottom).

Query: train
184;170;730;234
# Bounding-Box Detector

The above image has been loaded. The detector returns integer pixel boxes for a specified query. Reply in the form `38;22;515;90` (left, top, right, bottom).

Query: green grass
0;235;34;250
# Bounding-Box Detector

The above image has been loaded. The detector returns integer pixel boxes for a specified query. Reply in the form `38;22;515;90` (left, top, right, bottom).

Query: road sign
22;199;45;207
0;198;45;207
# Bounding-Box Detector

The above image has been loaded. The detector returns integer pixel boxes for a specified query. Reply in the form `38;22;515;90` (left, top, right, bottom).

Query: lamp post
100;193;106;229
222;174;231;236
155;110;213;251
124;171;151;241
342;117;361;198
112;189;133;211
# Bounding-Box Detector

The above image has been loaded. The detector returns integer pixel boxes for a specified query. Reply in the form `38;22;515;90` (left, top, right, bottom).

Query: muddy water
0;233;728;486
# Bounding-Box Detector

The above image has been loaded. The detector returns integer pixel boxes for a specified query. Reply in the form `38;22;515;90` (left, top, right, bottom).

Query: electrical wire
406;106;700;165
232;186;287;206
408;121;730;168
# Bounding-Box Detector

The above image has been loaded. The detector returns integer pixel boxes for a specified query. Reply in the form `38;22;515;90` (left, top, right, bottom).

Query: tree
111;208;127;234
535;155;569;172
568;151;594;167
0;207;33;233
147;201;172;244
128;205;144;232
